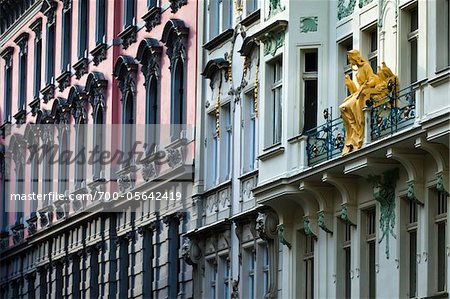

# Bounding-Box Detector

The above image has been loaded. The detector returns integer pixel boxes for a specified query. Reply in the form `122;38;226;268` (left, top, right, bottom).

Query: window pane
304;79;318;131
370;30;378;52
410;38;418;83
409;231;417;297
437;222;446;292
369;241;376;298
411;8;418;31
305;51;318;72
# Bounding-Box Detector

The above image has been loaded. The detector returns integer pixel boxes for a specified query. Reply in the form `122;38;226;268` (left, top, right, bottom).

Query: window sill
40;83;55;103
13;109;27;125
29;97;40;116
118;25;137;49
142;6;162;32
90;42;107;66
56;70;71;91
259;143;284;161
73;57;89;80
429;68;450;87
203;28;234;51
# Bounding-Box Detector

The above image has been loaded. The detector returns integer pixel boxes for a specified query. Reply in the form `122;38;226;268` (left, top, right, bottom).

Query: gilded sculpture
339;49;398;155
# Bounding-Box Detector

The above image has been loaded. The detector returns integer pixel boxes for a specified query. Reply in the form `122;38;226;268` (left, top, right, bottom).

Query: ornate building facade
0;0;197;298
191;0;449;298
0;0;449;298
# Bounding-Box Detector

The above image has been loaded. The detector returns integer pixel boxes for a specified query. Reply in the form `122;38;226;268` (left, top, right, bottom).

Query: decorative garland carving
359;0;374;8
266;0;285;20
436;172;449;196
337;0;356;20
263;31;284;57
368;169;398;259
300;16;318;33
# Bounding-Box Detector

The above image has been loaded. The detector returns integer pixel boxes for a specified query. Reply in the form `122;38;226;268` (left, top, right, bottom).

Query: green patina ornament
263;31;284;57
318;210;333;234
338;0;357;20
303;216;316;237
368;169;399;259
359;0;374;8
277;224;291;249
300;17;318;33
266;0;285;20
340;203;356;226
406;181;423;205
436;173;449;196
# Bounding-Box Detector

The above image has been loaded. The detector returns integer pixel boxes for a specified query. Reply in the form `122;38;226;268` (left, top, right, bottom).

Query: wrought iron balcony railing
306;84;416;166
305;109;345;166
367;85;416;141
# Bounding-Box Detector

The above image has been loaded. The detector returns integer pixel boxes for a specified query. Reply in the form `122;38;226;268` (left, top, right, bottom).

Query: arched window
93;106;104;178
136;38;162;153
113;56;137;167
59;130;69;193
161;19;189;141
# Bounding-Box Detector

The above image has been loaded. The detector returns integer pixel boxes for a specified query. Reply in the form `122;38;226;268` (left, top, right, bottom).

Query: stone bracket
322;172;357;225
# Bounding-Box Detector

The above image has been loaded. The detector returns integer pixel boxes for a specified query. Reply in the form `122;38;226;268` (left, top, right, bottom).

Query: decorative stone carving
0;231;9;251
142;162;156;181
318;210;333;234
436;172;449;196
161;20;189;69
142;7;162;32
300;16;318;33
118;25;137;49
368;169;398;259
337;0;356;20
11;224;24;245
303;216;317;238
181;238;202;265
26;214;38;235
90;43;107;66
167;148;182;168
263;31;284;57
40;83;55;103
118;173;133;193
231;279;240;299
169;0;187;13
73;57;89;79
266;0;285;20
42;0;57;26
359;0;374;8
137;38;162;84
113;56;138;101
277;224;291;249
56;71;71;91
340;203;356;226
256;211;278;240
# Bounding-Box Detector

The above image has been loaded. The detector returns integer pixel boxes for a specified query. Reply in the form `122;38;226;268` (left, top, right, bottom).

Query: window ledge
90;42;107;66
73;57;89;80
118;25;137;49
238;169;258;181
13;109;27;125
40;83;55;103
29;97;40;116
56;70;71;91
241;9;261;27
259;144;284;161
203;29;234;51
142;6;162;32
429;68;450;87
0;121;11;138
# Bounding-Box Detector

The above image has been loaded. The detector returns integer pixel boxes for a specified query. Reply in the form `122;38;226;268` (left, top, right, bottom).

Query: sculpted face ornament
339;49;398;155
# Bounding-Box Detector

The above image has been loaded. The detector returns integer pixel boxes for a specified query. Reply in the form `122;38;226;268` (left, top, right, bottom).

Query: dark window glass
19;47;27;110
78;0;88;59
305;52;318;72
62;8;71;71
96;0;106;44
437;222;446;292
125;0;135;27
370;30;377;52
410;38;418;83
369;241;376;298
45;24;55;84
411;8;418;31
304;80;318;131
34;36;42;98
171;60;185;140
345;247;351;298
409;231;417;297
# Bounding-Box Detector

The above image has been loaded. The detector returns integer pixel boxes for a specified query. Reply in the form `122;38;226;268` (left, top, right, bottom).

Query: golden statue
339;50;398;155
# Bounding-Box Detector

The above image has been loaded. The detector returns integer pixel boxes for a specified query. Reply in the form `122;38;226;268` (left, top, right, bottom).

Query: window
119;237;129;298
45;18;56;85
90;248;99;298
31;20;42;99
146;76;159;152
206;112;218;188
14;147;25;223
436;190;448;293
1;48;13;121
246;0;259;15
365;208;376;298
367;28;378;73
124;0;136;28
62;2;72;72
142;227;154;297
93;107;104;179
207;259;217;298
267;57;283;146
123;93;135;165
30;141;39;213
0;152;9;230
171;59;185;140
302;49;318;132
244;247;255;299
408;6;419;83
262;243;269;295
58;130;69;194
208;0;232;39
339;37;353;97
16;34;28;111
437;0;450;69
42;141;54;204
96;0;106;44
219;255;230;299
78;0;89;59
220;103;232;182
303;233;314;299
343;222;352;298
242;90;258;173
407;200;418;297
75;119;86;188
148;0;158;9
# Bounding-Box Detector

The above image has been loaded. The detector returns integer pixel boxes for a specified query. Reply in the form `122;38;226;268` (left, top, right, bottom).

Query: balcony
306;84;417;167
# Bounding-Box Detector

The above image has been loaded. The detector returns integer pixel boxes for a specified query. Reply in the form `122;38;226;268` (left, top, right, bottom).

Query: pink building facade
0;0;197;297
